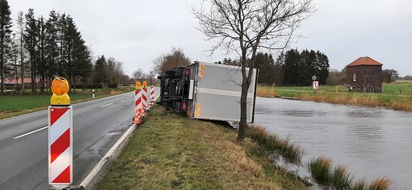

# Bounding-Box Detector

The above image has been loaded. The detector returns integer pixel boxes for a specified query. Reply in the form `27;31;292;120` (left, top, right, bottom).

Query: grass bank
257;81;412;111
95;105;308;190
0;87;132;120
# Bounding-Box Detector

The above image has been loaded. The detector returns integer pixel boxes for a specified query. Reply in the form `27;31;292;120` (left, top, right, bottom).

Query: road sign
313;81;319;90
312;75;317;81
49;77;72;189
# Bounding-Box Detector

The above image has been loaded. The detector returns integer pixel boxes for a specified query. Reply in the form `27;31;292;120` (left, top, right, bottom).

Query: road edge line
79;123;137;189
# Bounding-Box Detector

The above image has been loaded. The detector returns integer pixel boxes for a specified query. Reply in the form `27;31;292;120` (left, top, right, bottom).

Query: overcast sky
9;0;412;77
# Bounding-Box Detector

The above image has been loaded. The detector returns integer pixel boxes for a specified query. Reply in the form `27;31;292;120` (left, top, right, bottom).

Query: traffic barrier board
48;106;73;189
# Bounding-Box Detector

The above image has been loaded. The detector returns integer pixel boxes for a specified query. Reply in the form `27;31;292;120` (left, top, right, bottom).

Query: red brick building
346;56;382;93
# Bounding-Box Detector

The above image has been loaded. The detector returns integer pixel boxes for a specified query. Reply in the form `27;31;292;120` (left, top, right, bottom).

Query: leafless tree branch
193;0;314;141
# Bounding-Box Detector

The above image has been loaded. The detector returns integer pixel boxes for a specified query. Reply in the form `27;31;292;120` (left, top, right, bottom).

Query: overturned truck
157;61;258;124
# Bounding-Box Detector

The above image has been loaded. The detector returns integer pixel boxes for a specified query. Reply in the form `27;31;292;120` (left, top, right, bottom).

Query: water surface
255;97;412;189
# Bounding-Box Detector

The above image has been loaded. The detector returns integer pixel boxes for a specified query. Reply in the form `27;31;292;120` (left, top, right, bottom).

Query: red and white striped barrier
48;106;73;189
149;85;155;107
135;87;142;113
142;84;148;112
134;82;142;124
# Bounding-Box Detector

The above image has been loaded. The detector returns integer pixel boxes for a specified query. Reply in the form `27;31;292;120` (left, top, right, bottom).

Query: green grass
95;106;308;190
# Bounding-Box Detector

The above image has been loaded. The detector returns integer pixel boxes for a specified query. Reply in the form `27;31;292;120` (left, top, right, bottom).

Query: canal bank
257;82;412;112
94;105;308;190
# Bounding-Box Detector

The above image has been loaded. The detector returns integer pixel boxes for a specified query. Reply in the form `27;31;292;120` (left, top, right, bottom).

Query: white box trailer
158;61;258;123
187;62;258;123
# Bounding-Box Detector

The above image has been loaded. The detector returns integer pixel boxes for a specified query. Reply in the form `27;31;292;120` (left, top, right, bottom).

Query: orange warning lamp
142;81;147;88
135;81;141;90
51;77;70;105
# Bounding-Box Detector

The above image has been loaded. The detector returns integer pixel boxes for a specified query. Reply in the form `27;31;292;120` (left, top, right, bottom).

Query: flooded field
255;97;412;189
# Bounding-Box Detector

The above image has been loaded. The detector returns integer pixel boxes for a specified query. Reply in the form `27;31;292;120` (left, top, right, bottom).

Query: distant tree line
221;49;330;86
129;47;190;86
0;0;130;95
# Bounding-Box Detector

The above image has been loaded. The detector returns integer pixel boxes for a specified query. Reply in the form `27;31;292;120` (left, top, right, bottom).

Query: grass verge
94;106;308;190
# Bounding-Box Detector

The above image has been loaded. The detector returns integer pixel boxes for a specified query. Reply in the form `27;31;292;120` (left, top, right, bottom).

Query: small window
353;73;357;82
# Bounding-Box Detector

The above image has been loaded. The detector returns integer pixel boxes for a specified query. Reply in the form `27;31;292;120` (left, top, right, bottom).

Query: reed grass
352;179;368;190
309;156;332;185
246;125;301;163
368;177;390;190
331;165;353;190
256;85;279;98
309;156;390;190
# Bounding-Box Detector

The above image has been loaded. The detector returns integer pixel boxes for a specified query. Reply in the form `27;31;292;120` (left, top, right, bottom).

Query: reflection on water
255;97;412;189
346;108;384;118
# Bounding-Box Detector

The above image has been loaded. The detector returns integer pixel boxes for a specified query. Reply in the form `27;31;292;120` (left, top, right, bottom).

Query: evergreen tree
16;11;27;94
273;52;284;85
23;9;38;94
45;10;60;81
282;49;300;85
93;55;107;88
8;33;18;91
281;49;329;86
315;51;329;85
71;35;92;92
57;13;67;77
255;53;275;85
37;16;47;94
0;0;12;94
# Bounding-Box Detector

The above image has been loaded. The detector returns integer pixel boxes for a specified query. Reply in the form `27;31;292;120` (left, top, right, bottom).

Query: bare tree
193;0;314;141
153;47;191;75
132;68;144;81
147;69;157;85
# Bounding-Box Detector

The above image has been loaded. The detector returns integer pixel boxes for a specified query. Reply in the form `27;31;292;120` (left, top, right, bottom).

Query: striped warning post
134;87;142;124
142;85;148;111
48;106;73;189
149;85;155;107
135;88;142;112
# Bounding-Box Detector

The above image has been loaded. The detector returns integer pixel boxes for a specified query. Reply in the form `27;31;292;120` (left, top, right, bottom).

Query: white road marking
13;126;48;140
80;124;137;188
101;102;114;108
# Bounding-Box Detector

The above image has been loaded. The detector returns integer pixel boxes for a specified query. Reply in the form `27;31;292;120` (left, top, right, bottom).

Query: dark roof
347;56;382;67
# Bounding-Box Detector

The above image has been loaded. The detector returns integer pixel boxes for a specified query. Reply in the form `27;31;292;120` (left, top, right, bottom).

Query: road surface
0;91;136;189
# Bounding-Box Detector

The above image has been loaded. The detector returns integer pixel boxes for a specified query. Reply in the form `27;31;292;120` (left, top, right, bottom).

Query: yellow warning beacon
51;77;70;105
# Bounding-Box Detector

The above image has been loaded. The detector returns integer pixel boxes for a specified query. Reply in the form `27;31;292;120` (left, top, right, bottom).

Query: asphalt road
0;91;137;189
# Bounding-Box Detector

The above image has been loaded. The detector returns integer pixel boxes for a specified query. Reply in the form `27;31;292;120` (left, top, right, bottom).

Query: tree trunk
237;79;249;141
40;74;45;94
0;50;4;95
13;58;18;91
237;64;253;141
